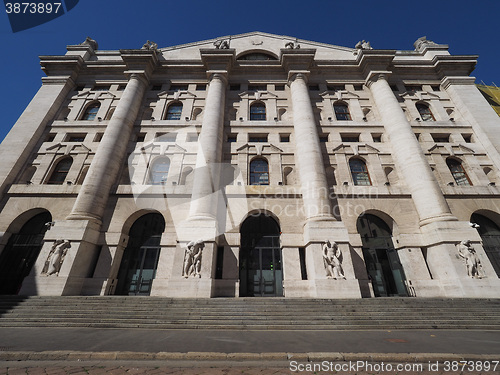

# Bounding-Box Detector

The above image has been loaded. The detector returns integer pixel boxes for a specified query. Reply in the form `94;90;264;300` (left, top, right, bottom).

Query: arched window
250;158;269;185
166;103;182;120
416;103;435;121
250;102;266;121
82;103;100;120
471;213;500;276
349;158;371;186
47;157;73;185
447;158;472;186
148;157;170;185
334;102;352;121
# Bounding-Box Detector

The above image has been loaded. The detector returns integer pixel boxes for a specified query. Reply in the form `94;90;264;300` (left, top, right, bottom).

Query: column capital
364;71;392;87
207;71;229;85
124;71;150;86
200;48;235;73
287;71;310;85
120;49;159;81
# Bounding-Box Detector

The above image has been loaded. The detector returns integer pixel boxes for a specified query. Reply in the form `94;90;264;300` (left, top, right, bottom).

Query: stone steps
0;296;499;330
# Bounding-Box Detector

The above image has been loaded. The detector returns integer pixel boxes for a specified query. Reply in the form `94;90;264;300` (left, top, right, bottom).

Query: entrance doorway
239;214;283;297
471;213;500;277
357;214;408;297
115;213;165;295
0;211;52;295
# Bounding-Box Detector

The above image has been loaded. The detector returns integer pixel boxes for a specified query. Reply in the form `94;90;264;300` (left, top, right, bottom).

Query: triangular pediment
159;32;357;61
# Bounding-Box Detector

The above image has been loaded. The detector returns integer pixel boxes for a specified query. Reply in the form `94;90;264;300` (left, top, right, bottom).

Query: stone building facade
1;32;500;298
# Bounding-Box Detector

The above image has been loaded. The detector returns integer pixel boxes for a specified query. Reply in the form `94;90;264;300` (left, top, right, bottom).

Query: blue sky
0;0;499;142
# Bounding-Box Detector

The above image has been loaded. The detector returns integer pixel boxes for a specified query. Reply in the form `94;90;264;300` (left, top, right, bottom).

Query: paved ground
0;328;498;373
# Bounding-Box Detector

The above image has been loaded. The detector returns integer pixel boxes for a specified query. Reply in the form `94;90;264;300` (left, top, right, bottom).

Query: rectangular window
390;85;399;92
319;135;329;143
187;133;199;142
414;133;420;140
76;86;85;92
275;85;285;91
227;134;237;143
93;133;103;142
431;85;441;91
215;246;224;279
94;85;110;91
353;84;364;91
249;135;268;143
280;134;290;142
462;134;473;143
309;85;320;91
169;84;188;91
66;134;86;142
432;134;450;143
372;134;382;142
341;134;360;142
230;84;241;91
248;85;267;91
151;85;163;91
196;84;206;91
45;133;56;142
299;248;307;280
405;85;422;92
117;85;126;91
136;133;146;142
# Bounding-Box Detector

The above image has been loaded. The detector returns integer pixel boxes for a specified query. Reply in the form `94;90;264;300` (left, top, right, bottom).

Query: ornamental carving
142;40;158;51
323;240;345;279
183;239;205;278
42;239;71;276
457;240;485;279
81;37;98;51
355;40;372;50
285;41;300;49
213;39;230;49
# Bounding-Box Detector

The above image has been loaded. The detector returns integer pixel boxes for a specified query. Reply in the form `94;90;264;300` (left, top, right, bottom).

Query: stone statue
142;40;158;51
81;37;98;51
355;40;372;50
285;41;300;49
323;240;345;279
414;36;438;51
42;239;71;276
183;239;205;278
457;240;484;279
213;39;230;49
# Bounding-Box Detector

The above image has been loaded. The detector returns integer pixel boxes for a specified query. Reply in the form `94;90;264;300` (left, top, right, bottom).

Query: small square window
341;134;359;142
319;135;329;143
151;85;163;91
94;85;110;91
45;133;56;142
136;133;146;142
94;133;103;142
187;133;199;142
415;133;420;140
117;85;126;91
275;85;285;91
66;134;86;142
280;134;290;142
432;134;450;143
327;85;344;91
309;85;320;91
196;84;206;91
230;84;241;91
354;85;364;91
462;134;473;143
227;135;237;143
372;134;382;142
249;135;268;143
76;86;85;92
406;85;422;92
431;85;441;92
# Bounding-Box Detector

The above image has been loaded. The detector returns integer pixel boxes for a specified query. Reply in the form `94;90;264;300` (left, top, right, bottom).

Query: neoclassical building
1;32;500;298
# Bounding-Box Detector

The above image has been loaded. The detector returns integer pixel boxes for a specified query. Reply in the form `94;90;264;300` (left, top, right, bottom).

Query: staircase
0;296;499;330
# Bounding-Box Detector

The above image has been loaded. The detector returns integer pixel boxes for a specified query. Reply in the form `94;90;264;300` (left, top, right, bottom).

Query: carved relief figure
213;39;230;49
323;240;345;279
142;40;158;51
355;40;372;50
285;41;300;49
414;36;438;51
42;239;71;276
183;239;205;278
457;240;485;279
81;37;98;50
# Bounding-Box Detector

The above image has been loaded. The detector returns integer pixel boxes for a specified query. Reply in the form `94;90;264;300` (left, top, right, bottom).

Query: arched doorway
0;211;52;295
471;212;500;277
357;214;408;297
239;214;282;297
115;213;165;295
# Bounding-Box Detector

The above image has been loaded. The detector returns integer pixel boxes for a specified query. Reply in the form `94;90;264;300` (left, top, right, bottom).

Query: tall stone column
188;72;227;221
67;56;153;222
289;73;334;222
367;73;456;226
